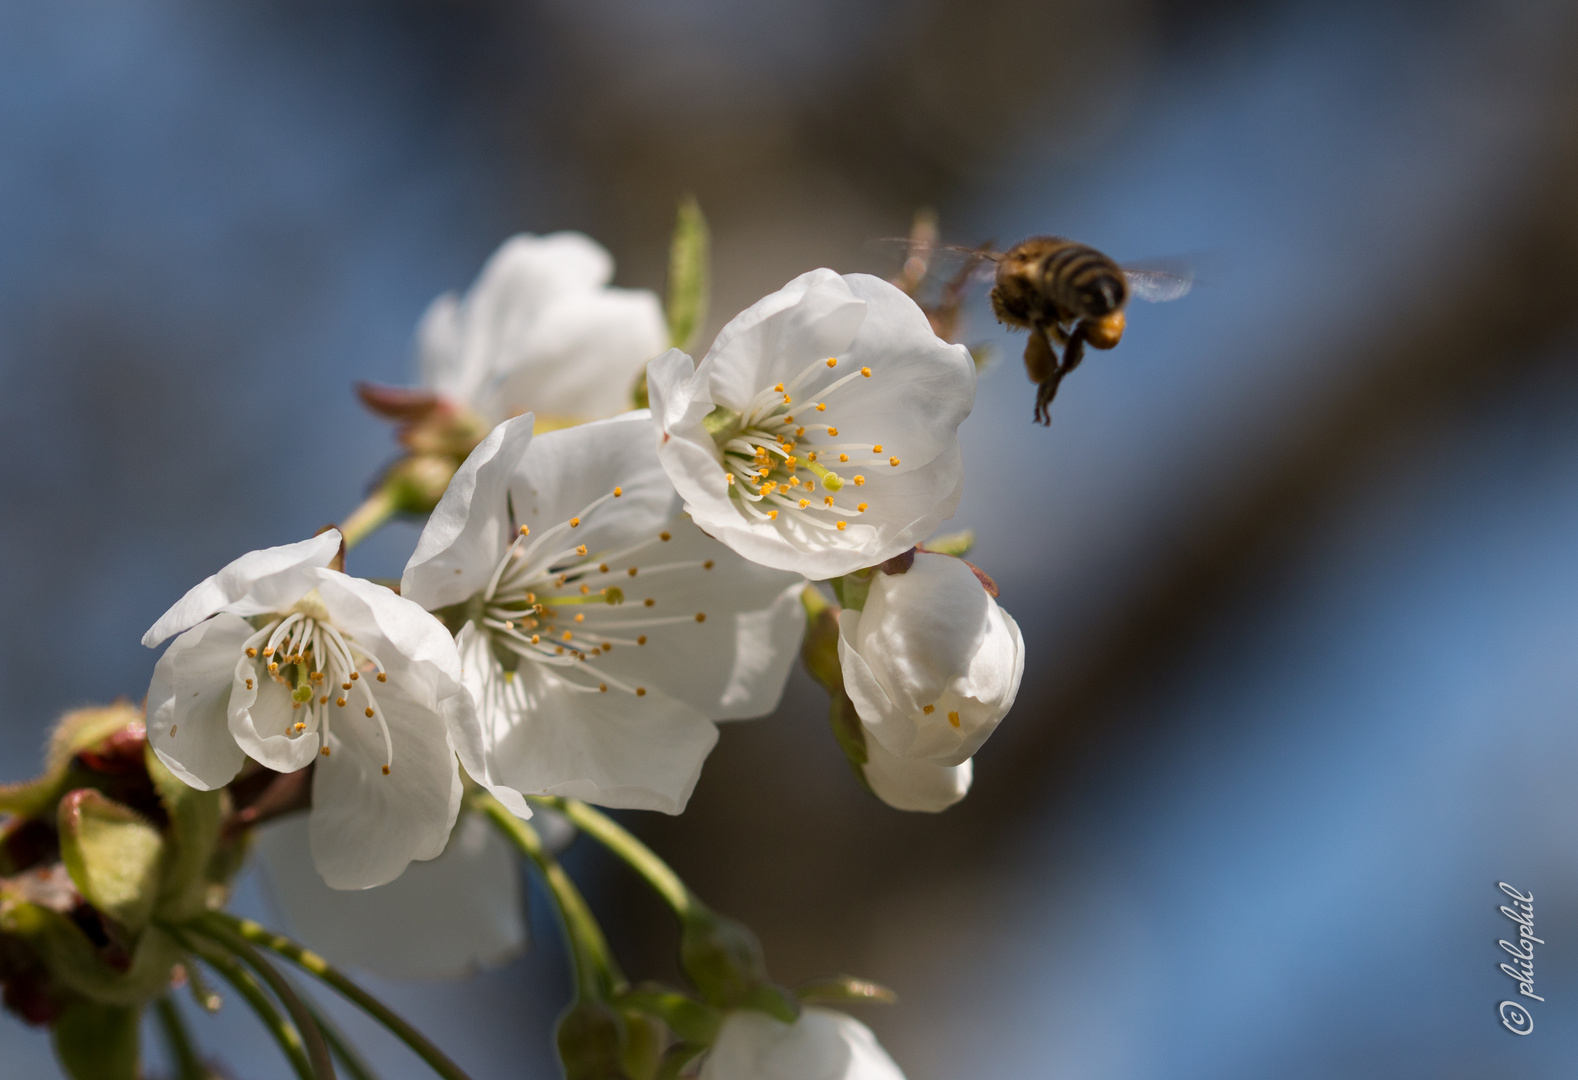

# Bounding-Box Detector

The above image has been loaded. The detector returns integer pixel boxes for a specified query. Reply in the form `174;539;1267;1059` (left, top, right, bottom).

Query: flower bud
556;998;628;1080
382;451;462;516
699;1007;906;1080
681;910;798;1022
837;552;1023;768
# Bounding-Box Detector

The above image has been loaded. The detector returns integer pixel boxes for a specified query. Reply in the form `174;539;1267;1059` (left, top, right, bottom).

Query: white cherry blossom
142;531;480;889
402;410;805;814
418;232;668;425
648;269;975;580
838;551;1023;767
700;1008;907;1080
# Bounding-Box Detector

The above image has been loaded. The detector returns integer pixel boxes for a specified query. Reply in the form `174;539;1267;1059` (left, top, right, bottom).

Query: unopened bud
680;909;798;1023
556;998;626;1080
383;453;459;516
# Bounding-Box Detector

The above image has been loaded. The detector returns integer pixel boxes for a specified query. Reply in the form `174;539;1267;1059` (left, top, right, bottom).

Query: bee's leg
1033;321;1091;425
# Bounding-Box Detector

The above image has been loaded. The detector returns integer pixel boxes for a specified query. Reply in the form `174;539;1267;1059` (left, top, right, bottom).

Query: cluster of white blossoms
135;231;1025;1079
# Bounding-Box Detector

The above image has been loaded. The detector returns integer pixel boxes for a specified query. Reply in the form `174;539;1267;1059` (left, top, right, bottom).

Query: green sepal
144;746;224;921
665;195;711;352
51;999;141;1080
0;703;143;819
798;586;842;695
58;790;164;935
4;902;183;1006
617;986;721;1044
679;909;798;1024
741;982;801;1024
830;570;873;612
556;997;627;1080
619;1006;666;1080
920;529;975;558
796;974;897;1005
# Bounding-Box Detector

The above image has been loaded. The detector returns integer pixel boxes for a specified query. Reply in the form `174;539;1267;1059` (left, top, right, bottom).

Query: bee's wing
1122;264;1194;303
868;238;1001;279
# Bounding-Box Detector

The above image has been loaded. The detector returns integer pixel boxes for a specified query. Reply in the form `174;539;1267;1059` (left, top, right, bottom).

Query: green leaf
796;974;897;1005
665;195;711;352
58;790;164;934
52;1000;141;1080
144;746;223;921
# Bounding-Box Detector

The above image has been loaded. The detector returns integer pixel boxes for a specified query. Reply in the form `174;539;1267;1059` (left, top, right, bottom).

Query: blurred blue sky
4;0;1578;1077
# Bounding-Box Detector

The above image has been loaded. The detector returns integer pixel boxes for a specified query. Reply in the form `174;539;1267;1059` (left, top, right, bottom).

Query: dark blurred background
5;0;1578;1076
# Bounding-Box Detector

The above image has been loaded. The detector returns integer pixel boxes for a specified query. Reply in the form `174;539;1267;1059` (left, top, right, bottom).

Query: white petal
228;634;322;775
701;270;867;411
469;652;718;814
312;570;466;690
256;812;524;980
486;288;667;422
415;292;476;402
839;553;1023;766
308;671;464;890
403;414;537;612
578;518;805;720
700;1008;907;1080
142;532;341;648
146;615;250;790
860;737;972;814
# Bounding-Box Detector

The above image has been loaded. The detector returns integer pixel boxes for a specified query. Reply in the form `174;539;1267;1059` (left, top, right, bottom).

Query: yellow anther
580;584;590;594
377;672;387;683
575;613;584;623
890;457;901;467
613;486;623;497
827;426;839;437
923;704;935;714
774;382;785;392
726;473;735;485
599;683;608;692
836;520;847;530
827;357;838;367
350;672;359;680
807;451;818;462
861;366;872;377
268;662;279;674
262;646;275;657
824;496;834;507
628;567;638;576
660;531;672;541
644;598;655;607
799;499;810;508
857;502;868;512
245;678;254;690
556;646;565;654
562;631;573;642
294;722;305;733
577;544;588;555
636;687;647;696
854;475;865;485
520;524;530;536
873;444;882;453
695;612;707;623
948;711;961;728
341;681;352;690
796;427;805;436
638;635;648;645
382;765;390;775
531;634;540;644
839;453;849;462
784;456;797;468
336;697;346;707
170;725;178;736
570;517;580;528
319;696;329;705
768;509;778;519
321;746;331;757
784;415;794;423
816;403;826;412
703;559;714;569
246;647;257;657
599;562;609;572
365;707;375;718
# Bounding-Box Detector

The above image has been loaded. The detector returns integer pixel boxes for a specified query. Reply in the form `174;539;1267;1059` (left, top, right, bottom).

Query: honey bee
987;236;1191;424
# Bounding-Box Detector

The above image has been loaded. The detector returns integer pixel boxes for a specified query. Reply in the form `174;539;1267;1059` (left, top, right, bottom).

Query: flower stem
187;918;338;1080
472;792;624;1001
175;928;319;1080
528;796;700;919
301;992;382;1080
339;485;400;550
200;911;474;1080
154;996;206;1080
